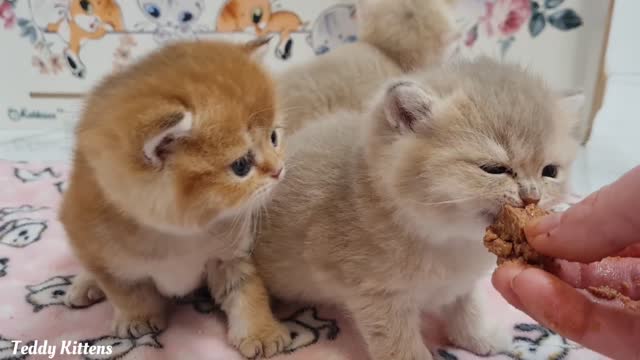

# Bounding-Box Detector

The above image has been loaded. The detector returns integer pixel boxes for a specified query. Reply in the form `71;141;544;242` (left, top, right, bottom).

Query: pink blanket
0;159;609;360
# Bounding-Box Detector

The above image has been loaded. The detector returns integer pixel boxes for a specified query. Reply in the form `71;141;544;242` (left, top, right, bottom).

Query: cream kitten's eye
542;164;559;178
270;130;278;147
480;164;511;175
231;154;254;177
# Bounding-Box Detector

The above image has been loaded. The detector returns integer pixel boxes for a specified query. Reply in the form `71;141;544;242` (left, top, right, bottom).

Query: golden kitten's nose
271;167;283;180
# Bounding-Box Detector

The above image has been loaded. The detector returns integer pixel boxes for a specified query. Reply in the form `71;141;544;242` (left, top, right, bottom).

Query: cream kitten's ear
143;112;193;167
558;91;585;118
244;36;272;63
558;91;585;138
383;81;435;134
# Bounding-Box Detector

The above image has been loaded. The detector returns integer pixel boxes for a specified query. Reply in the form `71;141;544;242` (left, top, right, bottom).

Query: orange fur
60;40;290;358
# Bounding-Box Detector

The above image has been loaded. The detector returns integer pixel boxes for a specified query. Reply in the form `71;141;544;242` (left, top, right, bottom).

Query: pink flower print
0;0;16;29
114;47;130;61
119;35;137;47
32;56;49;75
482;0;531;37
465;24;479;47
49;55;64;74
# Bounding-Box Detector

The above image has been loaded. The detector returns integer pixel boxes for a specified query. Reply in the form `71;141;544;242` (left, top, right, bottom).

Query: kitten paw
231;321;292;358
64;275;105;308
112;312;167;338
450;326;511;356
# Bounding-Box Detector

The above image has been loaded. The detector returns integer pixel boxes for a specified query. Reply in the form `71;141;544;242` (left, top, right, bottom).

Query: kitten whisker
409;196;479;207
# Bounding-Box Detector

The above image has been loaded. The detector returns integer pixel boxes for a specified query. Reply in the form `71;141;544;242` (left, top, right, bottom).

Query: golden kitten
59;39;291;358
277;0;456;134
254;58;583;360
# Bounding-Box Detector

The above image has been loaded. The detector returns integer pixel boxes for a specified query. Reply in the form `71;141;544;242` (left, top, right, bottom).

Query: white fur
108;220;249;297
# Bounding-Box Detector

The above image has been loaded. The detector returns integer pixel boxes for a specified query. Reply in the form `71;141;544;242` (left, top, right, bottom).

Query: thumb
525;166;640;263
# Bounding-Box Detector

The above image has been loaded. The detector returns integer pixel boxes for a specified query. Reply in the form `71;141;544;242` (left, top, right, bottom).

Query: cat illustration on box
216;0;304;60
136;0;205;44
306;4;358;56
27;0;124;78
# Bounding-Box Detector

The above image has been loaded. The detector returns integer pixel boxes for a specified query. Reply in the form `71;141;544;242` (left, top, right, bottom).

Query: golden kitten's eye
231;153;254;177
270;130;278;147
480;164;512;175
542;164;559;178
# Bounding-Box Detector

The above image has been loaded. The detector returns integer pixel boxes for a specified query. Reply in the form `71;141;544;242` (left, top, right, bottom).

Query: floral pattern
457;0;583;57
3;1;360;78
0;0;16;29
482;0;532;37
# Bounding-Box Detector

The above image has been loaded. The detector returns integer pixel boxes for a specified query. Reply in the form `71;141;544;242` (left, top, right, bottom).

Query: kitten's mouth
251;184;276;206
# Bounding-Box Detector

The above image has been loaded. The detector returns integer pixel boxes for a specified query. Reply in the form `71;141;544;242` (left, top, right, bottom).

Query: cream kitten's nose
519;182;540;206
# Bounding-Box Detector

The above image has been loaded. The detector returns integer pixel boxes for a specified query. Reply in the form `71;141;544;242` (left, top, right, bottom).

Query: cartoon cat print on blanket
25;275;87;312
0;336;31;360
174;287;343;352
510;323;581;360
282;307;340;353
13;167;60;183
54;181;67;194
0;258;8;278
0;206;48;248
437;323;581;360
79;333;162;360
0;219;47;248
0;205;46;219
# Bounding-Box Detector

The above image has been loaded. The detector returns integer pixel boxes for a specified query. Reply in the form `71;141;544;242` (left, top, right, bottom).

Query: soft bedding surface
0;159;608;360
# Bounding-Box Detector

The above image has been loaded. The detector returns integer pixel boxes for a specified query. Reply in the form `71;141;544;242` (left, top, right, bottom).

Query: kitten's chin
478;207;500;225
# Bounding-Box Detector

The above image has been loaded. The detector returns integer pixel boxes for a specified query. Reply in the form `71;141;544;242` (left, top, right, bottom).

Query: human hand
493;165;640;360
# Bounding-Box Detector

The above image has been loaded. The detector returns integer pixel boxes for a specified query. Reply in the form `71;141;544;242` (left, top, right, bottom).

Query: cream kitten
277;0;456;134
254;58;581;360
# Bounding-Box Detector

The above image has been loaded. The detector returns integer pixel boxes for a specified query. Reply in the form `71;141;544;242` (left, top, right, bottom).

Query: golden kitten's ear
143;112;193;168
383;81;435;134
243;36;271;63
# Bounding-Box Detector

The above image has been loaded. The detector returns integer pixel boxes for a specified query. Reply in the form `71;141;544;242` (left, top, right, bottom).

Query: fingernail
526;212;562;239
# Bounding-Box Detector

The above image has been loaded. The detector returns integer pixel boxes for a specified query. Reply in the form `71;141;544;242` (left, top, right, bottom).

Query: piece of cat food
588;286;640;313
484;204;552;268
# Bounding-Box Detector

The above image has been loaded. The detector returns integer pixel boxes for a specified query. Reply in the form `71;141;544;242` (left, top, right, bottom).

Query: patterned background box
0;0;612;143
